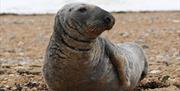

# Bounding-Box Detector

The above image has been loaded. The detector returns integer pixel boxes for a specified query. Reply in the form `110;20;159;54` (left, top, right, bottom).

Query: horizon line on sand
0;10;179;16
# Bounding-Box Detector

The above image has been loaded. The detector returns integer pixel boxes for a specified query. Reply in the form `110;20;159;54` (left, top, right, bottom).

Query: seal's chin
82;27;103;39
104;25;113;31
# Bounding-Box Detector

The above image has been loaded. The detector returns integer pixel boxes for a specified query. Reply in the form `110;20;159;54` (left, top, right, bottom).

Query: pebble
17;41;24;47
3;78;8;81
0;70;5;74
19;52;25;56
175;68;180;72
29;64;41;67
150;70;161;74
17;68;41;75
9;74;15;77
172;20;180;23
1;81;7;84
142;44;150;49
176;57;180;61
119;32;129;37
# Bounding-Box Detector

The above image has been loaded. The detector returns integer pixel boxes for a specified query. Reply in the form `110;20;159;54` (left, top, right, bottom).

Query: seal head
57;3;115;39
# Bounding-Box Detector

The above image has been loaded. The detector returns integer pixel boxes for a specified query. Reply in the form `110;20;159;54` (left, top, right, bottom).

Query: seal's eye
78;7;87;13
69;8;72;12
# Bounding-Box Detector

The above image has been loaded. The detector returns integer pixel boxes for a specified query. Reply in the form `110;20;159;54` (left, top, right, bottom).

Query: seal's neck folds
54;28;93;51
51;19;97;61
55;18;94;50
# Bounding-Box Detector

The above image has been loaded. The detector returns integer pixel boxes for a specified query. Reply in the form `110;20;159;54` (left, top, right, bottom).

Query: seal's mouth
86;26;102;34
84;24;111;39
104;24;114;30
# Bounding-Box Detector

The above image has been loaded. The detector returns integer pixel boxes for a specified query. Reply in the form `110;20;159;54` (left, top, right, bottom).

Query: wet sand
0;11;180;91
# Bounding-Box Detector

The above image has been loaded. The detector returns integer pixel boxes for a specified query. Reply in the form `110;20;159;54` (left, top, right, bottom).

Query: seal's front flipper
104;40;131;90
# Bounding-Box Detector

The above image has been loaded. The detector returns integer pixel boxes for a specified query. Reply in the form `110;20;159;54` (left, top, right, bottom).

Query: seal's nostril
104;16;111;25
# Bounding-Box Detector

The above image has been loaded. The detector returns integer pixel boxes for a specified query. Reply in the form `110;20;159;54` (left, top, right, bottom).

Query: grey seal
43;3;148;91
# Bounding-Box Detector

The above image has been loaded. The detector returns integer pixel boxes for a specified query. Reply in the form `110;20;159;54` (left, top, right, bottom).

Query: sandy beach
0;11;180;91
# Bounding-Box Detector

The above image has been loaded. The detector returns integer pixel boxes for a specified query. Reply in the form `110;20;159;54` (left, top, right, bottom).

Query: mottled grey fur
43;3;148;91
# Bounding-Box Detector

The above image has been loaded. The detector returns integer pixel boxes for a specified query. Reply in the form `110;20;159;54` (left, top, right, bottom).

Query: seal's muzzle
103;14;115;30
